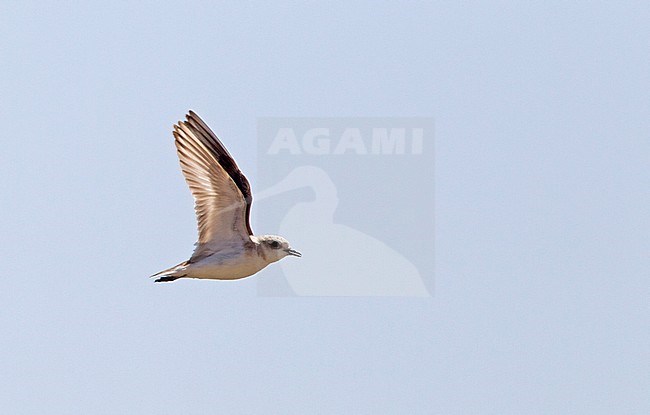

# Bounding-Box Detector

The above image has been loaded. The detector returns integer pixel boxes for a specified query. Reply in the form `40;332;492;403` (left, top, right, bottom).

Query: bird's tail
150;261;189;283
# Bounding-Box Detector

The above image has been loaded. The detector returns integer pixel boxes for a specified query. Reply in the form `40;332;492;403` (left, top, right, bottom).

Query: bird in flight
152;111;301;283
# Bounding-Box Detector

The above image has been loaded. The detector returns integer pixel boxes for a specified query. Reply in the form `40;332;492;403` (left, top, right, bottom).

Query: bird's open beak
286;248;302;257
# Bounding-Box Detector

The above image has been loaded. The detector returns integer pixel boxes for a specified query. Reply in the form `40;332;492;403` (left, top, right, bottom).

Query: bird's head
256;235;302;263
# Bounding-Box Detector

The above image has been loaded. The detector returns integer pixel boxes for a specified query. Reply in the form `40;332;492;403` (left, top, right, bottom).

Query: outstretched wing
173;111;254;260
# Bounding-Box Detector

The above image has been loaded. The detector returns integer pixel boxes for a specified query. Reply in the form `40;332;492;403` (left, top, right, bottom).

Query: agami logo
267;127;424;155
257;117;435;297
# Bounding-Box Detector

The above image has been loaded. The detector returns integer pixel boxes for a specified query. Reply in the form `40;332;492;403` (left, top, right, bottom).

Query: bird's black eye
269;240;281;249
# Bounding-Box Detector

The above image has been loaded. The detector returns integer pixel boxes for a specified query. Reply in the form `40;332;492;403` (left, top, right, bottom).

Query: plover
152;111;301;283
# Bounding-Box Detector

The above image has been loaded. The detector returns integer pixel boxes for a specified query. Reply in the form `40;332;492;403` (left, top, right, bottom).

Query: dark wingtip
154;276;180;283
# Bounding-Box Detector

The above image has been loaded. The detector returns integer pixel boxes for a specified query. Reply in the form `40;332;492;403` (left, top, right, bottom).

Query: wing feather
172;112;253;261
185;111;253;234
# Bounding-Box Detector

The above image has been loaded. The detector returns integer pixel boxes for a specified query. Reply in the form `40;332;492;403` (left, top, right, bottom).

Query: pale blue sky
1;1;649;414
